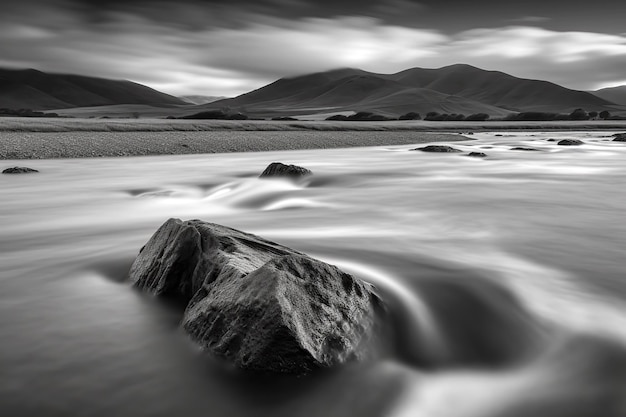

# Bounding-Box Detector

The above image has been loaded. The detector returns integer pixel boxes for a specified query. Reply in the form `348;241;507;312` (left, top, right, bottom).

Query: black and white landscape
1;1;626;417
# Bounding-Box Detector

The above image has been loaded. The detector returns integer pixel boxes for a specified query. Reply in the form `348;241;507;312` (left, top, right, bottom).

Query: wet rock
413;145;462;153
129;218;378;374
612;133;626;142
467;152;487;157
259;162;312;179
2;166;39;174
557;139;584;146
547;139;557;142
510;147;539;151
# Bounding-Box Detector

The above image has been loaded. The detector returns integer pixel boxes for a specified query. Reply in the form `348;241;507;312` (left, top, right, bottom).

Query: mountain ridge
205;64;616;117
0;68;187;110
592;85;626;105
1;65;622;118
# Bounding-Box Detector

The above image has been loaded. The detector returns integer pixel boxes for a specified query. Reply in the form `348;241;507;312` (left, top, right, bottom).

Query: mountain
388;64;614;112
592;86;626;105
0;68;187;110
180;95;228;105
202;64;616;118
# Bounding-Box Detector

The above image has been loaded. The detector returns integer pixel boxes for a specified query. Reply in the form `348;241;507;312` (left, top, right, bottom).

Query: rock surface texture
259;162;312;179
129;218;378;374
510;147;539;151
612;133;626;142
557;139;584;146
2;166;39;174
413;145;462;153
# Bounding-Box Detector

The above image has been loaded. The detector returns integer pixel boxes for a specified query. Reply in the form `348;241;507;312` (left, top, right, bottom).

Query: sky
1;0;625;97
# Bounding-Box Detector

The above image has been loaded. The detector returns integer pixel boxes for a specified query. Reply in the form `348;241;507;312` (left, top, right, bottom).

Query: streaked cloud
507;16;552;24
0;1;625;96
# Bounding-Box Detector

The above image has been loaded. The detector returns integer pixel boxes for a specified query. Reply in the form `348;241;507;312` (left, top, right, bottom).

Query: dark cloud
1;0;625;96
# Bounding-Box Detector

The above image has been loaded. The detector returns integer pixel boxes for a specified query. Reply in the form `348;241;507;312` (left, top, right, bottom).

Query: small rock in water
557;139;584;146
467;152;487;157
129;218;379;374
612;133;626;142
547;139;557;142
510;147;539;151
259;162;312;179
2;166;39;174
413;145;462;153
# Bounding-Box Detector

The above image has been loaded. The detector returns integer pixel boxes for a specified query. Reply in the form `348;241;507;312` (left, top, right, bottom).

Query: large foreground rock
129;218;378;374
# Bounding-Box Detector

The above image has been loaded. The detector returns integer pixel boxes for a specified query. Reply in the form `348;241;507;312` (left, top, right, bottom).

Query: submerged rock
129;218;378;374
2;166;39;174
467;152;487;158
557;139;584;146
259;162;312;179
510;147;539;151
413;145;462;153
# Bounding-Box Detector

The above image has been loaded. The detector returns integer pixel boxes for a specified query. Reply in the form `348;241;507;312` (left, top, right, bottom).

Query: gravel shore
0;130;465;159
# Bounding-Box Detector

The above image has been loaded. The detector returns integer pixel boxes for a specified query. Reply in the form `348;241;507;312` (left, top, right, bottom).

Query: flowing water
1;131;625;416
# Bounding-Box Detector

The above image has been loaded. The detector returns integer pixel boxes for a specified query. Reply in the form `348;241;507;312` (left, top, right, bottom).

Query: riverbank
0;130;464;159
1;118;624;159
1;117;626;133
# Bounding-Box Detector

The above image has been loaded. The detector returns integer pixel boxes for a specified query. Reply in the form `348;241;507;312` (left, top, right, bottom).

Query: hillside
201;64;617;118
592;86;626;105
388;64;614;112
0;68;188;110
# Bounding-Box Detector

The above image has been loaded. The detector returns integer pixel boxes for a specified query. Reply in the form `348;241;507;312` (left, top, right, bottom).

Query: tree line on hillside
0;108;59;117
503;109;622;121
325;111;491;121
325;111;488;121
321;108;624;122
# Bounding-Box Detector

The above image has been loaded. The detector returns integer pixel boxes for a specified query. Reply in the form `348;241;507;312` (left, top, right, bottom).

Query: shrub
466;113;490;121
326;114;348;121
181;110;248;120
424;112;466;121
505;112;559;121
599;110;611;119
399;112;421;120
348;112;393;121
569;108;589;120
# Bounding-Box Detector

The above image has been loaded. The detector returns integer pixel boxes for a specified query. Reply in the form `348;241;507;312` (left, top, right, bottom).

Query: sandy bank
0;130;464;159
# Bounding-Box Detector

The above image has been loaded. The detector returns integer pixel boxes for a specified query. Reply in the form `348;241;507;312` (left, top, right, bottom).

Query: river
1;131;625;416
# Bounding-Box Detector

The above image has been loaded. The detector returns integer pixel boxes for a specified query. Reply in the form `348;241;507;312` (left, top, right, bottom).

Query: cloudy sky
1;0;625;97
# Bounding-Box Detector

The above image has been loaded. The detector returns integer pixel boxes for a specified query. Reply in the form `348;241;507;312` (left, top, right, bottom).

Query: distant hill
200;64;616;118
3;65;619;119
592;85;626;105
0;68;187;110
387;64;614;113
180;95;228;105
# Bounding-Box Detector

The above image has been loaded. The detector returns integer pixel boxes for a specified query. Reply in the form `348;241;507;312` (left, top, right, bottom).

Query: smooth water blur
1;131;625;416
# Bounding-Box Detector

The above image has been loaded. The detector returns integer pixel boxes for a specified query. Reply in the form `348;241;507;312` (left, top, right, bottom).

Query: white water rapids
0;131;625;416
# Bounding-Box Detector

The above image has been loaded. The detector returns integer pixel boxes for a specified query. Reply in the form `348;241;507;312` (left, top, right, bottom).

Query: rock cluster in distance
259;162;312;179
129;218;379;374
413;145;462;153
2;166;39;174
